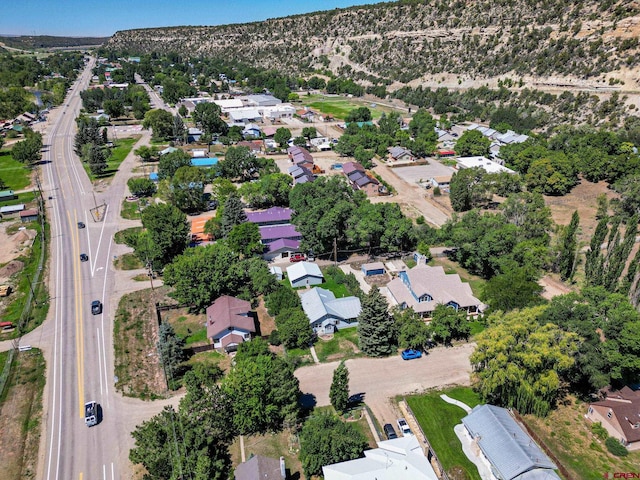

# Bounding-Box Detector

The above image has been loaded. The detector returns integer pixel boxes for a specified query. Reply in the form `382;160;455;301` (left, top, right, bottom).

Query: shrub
605;437;628;457
268;329;282;346
590;422;607;441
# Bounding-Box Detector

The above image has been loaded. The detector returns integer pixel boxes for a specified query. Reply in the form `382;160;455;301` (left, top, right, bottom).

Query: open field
0;348;46;479
83;136;140;181
305;94;396;120
0;150;32;191
524;397;640;480
407;387;482;480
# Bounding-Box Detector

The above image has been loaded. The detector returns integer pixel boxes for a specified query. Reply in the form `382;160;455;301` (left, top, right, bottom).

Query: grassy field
305;94;393;120
314;327;362;363
114;252;143;271
0;149;32;191
114;226;143;245
121;197;149;220
84;136;140;181
113;286;171;399
524;397;640;480
166;312;208;346
0;348;46;479
407;387;482;480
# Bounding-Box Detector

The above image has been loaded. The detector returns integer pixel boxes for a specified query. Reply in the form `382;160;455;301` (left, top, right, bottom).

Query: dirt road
295;343;474;429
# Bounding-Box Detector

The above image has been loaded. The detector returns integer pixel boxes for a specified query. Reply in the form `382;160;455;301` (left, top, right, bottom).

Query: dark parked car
401;348;422;360
383;423;398;440
91;300;102;315
80;254;89;262
77;222;86;229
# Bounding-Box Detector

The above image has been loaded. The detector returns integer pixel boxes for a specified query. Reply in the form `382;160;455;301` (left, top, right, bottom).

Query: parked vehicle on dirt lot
397;418;412;435
401;348;422;360
289;253;307;262
383;423;398;439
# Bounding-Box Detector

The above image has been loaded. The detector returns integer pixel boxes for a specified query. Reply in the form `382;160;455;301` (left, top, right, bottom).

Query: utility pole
334;237;338;266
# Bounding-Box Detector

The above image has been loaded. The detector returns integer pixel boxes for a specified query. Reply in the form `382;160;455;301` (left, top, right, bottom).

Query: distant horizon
0;0;388;38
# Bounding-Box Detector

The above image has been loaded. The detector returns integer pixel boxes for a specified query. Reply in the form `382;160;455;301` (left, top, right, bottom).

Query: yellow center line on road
68;210;85;417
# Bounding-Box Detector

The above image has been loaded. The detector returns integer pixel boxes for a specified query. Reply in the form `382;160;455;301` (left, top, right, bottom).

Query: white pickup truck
85;401;98;427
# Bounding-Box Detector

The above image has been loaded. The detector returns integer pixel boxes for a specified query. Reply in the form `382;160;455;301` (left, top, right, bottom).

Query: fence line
404;399;450;480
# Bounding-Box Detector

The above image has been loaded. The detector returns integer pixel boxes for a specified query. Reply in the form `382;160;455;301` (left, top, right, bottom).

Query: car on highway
383;423;398;440
77;221;85;229
91;300;102;315
84;401;98;427
289;253;307;262
401;348;422;360
80;254;88;262
397;418;412;436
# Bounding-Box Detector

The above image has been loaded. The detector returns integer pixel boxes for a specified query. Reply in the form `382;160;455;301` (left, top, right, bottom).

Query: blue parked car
401;349;422;360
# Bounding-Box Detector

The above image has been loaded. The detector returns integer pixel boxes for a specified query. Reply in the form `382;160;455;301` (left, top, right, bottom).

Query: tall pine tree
585;216;609;284
357;287;395;357
329;361;350;414
220;194;247;237
558;210;579;281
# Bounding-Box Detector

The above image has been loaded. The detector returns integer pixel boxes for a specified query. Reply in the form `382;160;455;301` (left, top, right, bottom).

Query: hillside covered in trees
107;0;640;88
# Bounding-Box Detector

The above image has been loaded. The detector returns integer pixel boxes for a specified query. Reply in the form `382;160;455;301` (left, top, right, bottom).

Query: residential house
461;404;561;479
586;386;640;451
246;207;293;226
237;140;264;155
342;162;381;197
258;224;302;245
310;136;332;151
387;264;483;318
235;455;286;480
205;296;255;353
287;262;324;288
296;108;316;122
0;204;25;216
387;146;415;163
323;435;438;480
287;165;315;184
187;127;203;143
264;238;301;262
228;108;262;126
429;174;453;191
300;287;361;334
287;146;314;166
242;123;261;139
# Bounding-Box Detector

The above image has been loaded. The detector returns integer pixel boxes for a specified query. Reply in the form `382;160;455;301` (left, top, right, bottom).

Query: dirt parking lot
295;343;474;429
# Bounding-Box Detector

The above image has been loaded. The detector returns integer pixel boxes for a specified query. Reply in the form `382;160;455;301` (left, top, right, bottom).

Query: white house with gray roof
387;265;483;318
300;287;361;334
287;262;324;288
462;404;561;480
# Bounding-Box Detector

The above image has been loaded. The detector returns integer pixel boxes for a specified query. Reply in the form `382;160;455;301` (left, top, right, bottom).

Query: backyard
406;386;482;480
313;327;362;363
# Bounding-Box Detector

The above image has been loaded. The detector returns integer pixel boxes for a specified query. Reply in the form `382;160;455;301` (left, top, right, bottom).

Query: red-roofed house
206;296;255;353
586;386;640;451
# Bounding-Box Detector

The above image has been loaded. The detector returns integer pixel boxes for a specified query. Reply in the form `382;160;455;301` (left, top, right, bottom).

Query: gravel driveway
295;343;475;429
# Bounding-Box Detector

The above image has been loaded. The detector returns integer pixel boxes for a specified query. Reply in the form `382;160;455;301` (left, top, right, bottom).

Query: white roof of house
300;287;361;324
387;265;482;314
287;261;323;283
269;266;282;276
323;435;438;480
456;156;515;174
462;405;560;480
213;98;244;110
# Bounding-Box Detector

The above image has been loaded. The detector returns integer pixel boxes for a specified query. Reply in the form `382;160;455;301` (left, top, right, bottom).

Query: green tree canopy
455;129;491;157
471;306;579;416
127;177;157;197
139;203;189;270
429;304;471;345
275;307;315;350
192;101;228;136
170;165;206;213
357;287;395;357
143;108;175;140
330;361;350;414
158;149;191;180
274;127;292;147
299;414;367;478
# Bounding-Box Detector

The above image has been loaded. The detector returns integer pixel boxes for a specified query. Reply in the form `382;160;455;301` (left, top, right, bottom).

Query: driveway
295;343;474;430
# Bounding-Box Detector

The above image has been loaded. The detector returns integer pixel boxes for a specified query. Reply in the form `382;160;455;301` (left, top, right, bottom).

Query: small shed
361;262;385;276
20;208;39;223
287;262;324;288
269;266;283;281
0;190;17;202
0;204;25;215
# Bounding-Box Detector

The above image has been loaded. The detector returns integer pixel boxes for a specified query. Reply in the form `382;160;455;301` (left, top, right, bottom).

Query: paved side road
295;342;475;429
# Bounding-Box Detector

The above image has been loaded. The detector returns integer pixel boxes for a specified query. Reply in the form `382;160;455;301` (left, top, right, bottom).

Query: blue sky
0;0;387;37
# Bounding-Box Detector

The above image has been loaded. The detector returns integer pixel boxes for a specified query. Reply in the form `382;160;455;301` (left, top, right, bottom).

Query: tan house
387;146;415;162
206;296;255;353
387;264;484;319
586;386;640;451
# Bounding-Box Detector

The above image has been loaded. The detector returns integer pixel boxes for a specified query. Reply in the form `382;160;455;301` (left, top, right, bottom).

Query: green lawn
314;327;361;362
114;252;143;270
0;149;32;191
170;314;208;346
121;197;150;220
305;94;387;120
319;276;350;298
407;387;482;480
114;226;143;245
84;136;141;180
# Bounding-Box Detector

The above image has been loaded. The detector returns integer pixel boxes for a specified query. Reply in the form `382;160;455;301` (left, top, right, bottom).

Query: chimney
280;456;286;479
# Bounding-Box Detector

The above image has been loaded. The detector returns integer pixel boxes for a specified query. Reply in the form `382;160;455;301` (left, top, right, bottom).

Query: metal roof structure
287;262;323;284
300;287;361;324
462;405;560;480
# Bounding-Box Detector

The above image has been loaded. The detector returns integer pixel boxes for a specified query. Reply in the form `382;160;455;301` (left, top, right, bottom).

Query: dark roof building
587;386;640;450
206;296;255;353
235;455;286;480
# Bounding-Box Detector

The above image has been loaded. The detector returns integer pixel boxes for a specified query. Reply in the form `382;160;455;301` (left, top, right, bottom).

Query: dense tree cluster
80;83;150;119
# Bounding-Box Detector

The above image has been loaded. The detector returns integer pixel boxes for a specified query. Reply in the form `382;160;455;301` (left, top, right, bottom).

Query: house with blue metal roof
462;404;561;480
300;287;361;335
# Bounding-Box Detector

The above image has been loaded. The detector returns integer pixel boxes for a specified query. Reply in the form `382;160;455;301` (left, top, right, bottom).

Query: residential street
295;342;474;430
